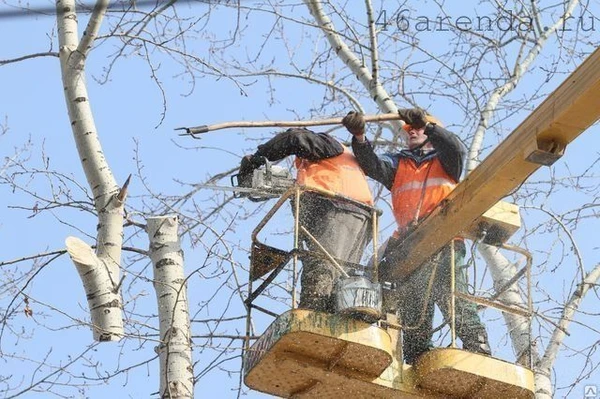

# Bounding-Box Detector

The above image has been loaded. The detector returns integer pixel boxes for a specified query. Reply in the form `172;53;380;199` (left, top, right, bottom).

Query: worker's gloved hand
342;111;366;136
398;108;427;129
238;154;265;188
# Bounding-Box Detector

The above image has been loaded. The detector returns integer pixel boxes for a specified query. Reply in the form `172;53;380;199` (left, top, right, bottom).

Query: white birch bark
58;0;124;341
479;245;537;363
147;215;193;399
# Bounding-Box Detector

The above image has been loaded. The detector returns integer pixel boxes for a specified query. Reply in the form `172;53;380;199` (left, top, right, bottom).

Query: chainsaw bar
199;161;294;202
196;184;285;195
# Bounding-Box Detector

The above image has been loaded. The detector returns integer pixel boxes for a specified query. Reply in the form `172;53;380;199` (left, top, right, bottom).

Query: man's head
404;126;429;150
401;113;443;150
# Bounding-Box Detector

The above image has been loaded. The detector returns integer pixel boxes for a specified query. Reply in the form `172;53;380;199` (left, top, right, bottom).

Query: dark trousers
297;196;372;313
383;242;490;364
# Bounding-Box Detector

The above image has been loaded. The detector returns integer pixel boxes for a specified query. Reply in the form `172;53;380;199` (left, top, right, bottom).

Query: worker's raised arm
424;124;467;182
254;128;344;162
239;128;344;182
341;111;396;189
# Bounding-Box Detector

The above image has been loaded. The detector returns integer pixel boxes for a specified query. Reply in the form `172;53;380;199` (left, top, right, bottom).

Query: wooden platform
244;309;395;397
244;310;535;398
415;348;535;398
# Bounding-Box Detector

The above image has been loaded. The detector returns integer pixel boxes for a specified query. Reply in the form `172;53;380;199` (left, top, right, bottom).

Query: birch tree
147;215;193;399
58;0;126;341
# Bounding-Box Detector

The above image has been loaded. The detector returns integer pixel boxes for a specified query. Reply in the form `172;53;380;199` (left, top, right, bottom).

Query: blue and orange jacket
351;124;466;234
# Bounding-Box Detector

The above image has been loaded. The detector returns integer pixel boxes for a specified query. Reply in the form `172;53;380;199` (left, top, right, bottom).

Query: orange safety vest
295;146;373;205
391;156;456;232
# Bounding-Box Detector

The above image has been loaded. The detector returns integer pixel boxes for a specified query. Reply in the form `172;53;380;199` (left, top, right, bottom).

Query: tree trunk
58;0;124;341
147;215;194;399
534;370;553;399
65;237;123;341
479;245;537;363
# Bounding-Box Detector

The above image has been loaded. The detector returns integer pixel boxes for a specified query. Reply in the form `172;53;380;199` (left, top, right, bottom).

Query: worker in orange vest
342;109;491;364
238;128;374;314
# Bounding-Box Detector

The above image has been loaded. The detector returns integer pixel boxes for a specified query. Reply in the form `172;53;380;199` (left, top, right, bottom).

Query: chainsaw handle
231;157;279;202
230;174;243;198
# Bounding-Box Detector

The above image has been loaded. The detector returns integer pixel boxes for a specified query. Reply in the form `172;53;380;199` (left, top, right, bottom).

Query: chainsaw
227;159;295;202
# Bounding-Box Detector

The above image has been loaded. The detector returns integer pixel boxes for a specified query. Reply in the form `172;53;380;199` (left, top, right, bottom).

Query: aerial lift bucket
243;187;535;398
243;309;395;398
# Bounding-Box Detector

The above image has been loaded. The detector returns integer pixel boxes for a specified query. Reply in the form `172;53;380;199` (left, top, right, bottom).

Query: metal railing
243;184;381;355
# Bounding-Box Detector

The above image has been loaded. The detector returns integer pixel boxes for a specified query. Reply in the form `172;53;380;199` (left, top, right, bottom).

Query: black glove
238;154;265;187
342;111;366;136
398;108;427;129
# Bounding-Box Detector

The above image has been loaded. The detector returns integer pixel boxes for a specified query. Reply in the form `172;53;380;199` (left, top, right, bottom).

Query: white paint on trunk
147;215;193;399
